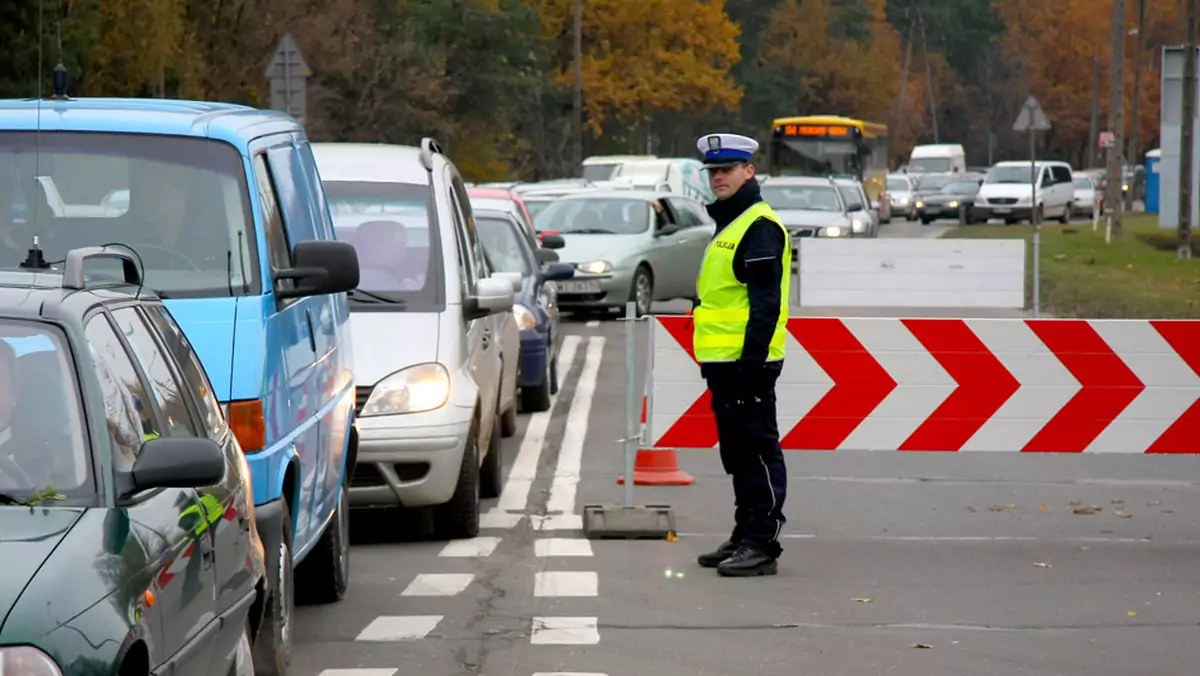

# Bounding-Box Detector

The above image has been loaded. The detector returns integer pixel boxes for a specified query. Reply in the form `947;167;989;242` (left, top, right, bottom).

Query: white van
581;154;656;181
611;157;716;203
908;144;966;174
974;160;1075;224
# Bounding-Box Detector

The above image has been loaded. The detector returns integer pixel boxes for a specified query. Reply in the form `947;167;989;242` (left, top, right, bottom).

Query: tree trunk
1106;0;1127;237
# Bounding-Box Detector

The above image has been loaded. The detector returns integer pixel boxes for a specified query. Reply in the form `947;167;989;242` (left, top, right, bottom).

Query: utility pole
893;12;913;142
1105;0;1127;238
918;9;939;142
1126;0;1146;212
1087;57;1100;169
1179;0;1196;260
572;0;583;176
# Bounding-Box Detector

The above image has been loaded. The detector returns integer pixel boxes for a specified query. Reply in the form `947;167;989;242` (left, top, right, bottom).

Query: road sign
1098;131;1116;148
1012;95;1051;132
264;34;311;123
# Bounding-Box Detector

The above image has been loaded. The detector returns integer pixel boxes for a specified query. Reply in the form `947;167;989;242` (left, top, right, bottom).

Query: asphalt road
294;210;1199;676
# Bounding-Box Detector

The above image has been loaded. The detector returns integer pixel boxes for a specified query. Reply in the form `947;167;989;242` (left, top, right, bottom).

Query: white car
883;174;917;221
974;160;1074;224
1071;172;1102;218
311;140;520;538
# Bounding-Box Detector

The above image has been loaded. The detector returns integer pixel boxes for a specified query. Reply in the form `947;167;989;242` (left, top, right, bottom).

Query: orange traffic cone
617;396;695;486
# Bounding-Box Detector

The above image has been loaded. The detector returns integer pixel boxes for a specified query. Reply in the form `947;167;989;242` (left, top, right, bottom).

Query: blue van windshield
324;181;444;311
0;132;260;298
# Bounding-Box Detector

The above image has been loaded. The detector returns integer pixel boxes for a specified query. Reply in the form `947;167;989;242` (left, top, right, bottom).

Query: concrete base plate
581;503;676;539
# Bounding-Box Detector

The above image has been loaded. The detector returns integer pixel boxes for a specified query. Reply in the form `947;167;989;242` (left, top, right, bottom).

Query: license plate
993;207;1011;214
558;280;601;294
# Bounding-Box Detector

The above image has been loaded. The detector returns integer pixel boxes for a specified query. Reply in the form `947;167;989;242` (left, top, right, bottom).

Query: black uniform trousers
703;360;787;560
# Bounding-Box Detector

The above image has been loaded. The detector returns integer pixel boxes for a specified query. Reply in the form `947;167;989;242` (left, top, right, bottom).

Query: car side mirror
539;262;575;281
464;275;514;321
539;233;565;249
846;202;863;212
655;223;680;237
535;248;560;264
493;271;524;293
123;437;226;498
275;240;360;300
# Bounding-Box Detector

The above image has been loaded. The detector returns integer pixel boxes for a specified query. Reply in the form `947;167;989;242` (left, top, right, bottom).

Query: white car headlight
915;200;925;209
0;647;63;675
1018;196;1032;205
577;260;612;274
361;363;451;416
823;225;844;237
512;303;537;330
947;200;959;209
850;218;867;233
895;196;909;205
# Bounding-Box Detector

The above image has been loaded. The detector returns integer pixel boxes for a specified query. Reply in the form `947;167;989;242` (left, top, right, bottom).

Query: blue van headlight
361;363;451;416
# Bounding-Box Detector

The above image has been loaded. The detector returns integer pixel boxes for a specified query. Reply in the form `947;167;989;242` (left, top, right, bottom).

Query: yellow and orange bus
767;115;889;201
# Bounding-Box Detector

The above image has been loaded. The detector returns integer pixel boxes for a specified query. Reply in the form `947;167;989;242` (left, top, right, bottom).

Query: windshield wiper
564;228;617;234
348;289;405;305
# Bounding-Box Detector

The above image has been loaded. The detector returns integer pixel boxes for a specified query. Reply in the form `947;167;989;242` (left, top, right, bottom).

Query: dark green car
0;246;266;676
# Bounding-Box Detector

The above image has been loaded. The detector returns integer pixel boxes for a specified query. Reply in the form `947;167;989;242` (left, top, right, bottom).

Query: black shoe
716;544;778;577
697;540;740;568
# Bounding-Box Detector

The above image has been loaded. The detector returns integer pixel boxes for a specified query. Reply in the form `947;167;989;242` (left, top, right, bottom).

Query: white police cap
696;133;760;168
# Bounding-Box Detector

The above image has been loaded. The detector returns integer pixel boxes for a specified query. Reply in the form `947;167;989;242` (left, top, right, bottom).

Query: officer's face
709;162;755;200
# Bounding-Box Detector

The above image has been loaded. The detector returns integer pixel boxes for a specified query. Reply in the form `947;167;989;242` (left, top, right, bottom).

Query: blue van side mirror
540;262;575;281
276;240;360;300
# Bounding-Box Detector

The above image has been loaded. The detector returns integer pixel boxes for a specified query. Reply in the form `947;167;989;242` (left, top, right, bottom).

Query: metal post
1030;129;1040;318
623;301;637;508
640;315;655;447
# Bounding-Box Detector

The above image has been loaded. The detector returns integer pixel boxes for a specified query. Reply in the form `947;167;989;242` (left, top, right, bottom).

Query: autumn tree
537;0;743;138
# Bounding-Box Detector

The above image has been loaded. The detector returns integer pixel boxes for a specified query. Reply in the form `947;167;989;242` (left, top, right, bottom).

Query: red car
467;187;540;245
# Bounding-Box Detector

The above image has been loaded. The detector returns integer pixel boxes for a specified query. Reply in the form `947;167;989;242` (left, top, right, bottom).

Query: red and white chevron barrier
650;315;1200;453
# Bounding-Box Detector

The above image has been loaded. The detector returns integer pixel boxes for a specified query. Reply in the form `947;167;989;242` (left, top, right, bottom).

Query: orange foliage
537;0;743;135
996;0;1178;154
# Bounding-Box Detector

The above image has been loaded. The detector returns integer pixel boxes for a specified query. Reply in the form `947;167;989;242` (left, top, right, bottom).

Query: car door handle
481;329;491;349
198;537;215;569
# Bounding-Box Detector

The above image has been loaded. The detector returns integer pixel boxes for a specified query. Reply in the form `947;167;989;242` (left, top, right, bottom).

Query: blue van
0;98;361;675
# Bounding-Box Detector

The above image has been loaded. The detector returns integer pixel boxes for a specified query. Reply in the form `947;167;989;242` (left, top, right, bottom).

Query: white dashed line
535;571;598;597
437;537;501;558
546;337;605;514
531;514;583;531
355;616;442;641
400;573;474;597
535;538;593;557
585;319;600;327
531;616;600;645
533;673;608;676
492;336;582;516
479;511;524;529
319;670;398;676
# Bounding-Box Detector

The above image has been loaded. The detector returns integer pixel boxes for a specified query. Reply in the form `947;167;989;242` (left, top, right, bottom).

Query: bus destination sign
778;124;851;138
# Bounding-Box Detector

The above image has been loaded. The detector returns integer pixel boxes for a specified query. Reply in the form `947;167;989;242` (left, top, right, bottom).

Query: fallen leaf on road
988;504;1016;512
1038;504;1047;511
1127;611;1138;617
911;643;933;649
1074;505;1102;515
1148;501;1162;507
1114;511;1132;519
1111;499;1125;505
1069;500;1083;506
666;531;679;542
853;597;874;603
1033;562;1052;568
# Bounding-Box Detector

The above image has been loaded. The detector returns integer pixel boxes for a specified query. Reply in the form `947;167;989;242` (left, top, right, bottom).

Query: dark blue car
475;209;574;412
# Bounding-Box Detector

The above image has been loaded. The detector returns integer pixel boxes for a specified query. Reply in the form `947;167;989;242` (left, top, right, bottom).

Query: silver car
884;173;917;221
759;176;872;241
833;177;880;237
533;191;714;316
311;140;520;539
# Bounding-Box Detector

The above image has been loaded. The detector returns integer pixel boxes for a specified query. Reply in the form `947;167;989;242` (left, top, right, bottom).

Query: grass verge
942;214;1199;318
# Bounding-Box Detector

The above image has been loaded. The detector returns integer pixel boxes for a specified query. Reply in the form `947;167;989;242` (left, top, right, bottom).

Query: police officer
691;133;791;578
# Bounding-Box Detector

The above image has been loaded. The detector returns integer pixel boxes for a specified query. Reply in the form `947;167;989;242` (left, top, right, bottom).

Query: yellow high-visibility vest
693;201;792;363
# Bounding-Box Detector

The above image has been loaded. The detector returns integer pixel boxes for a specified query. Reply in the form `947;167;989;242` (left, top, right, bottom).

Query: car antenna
23;0;48;272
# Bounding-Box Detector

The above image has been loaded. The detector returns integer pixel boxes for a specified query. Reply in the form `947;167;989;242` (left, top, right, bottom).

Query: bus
767;115;889;201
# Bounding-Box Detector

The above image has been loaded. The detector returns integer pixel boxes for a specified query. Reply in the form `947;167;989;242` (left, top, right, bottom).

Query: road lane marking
531;514;584;531
535;538;593;557
530;616;600;645
489;336;582;516
438;537;501;557
400;573;474;596
355;616;442;641
319;671;398;676
586;319;600;327
533;673;608;676
480;512;524;529
535;571;598;597
546;337;605;514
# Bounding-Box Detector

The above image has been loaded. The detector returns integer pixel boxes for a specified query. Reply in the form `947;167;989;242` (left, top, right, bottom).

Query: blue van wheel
295;486;350;605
